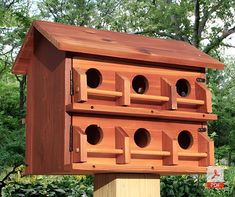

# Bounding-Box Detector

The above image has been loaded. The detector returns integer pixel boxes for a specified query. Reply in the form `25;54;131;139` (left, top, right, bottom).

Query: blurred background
0;0;234;196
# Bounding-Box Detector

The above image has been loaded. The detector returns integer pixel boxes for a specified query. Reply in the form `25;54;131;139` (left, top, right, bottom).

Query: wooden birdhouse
12;21;224;175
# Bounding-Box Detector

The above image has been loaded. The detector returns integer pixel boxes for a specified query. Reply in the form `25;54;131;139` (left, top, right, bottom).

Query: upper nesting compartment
12;20;224;75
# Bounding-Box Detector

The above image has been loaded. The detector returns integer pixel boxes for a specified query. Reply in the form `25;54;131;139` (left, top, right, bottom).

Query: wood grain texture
198;132;214;166
65;163;208;175
25;58;33;174
66;103;217;121
72;58;211;113
161;77;177;110
64;58;72;166
28;32;69;174
162;131;178;165
73;127;87;163
12;26;34;74
12;20;224;75
12;20;219;177
196;82;212;113
69;115;212;174
94;174;160;197
115;74;130;106
115;127;131;164
73;68;87;102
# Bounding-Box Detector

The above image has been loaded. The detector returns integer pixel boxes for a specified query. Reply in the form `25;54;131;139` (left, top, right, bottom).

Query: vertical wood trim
162;131;178;165
64;58;72;166
115;73;130;106
195;82;212;113
73;68;87;102
115;127;130;164
161;77;177;110
25;67;33;174
198;132;214;166
73;126;87;163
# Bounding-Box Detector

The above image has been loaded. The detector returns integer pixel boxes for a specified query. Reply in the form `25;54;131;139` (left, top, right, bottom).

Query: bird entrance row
84;124;193;150
85;68;190;97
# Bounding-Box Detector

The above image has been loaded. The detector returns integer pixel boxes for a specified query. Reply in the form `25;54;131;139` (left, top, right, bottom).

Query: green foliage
161;167;235;197
0;0;235;196
2;167;235;196
2;170;93;197
207;58;235;165
0;78;25;173
161;175;204;197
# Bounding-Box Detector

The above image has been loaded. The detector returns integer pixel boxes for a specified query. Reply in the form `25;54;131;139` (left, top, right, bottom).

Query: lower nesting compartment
69;115;214;175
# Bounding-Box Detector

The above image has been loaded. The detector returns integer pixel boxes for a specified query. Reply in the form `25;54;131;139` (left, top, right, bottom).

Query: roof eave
11;25;34;75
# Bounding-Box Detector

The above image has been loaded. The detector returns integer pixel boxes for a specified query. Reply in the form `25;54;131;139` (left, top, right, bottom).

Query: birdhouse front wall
67;115;214;174
70;57;214;120
65;56;215;175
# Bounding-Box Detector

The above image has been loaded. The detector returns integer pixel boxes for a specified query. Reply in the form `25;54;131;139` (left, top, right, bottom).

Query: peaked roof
12;20;224;74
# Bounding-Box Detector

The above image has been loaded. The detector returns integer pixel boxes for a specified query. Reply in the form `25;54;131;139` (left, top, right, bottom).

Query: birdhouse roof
12;20;224;74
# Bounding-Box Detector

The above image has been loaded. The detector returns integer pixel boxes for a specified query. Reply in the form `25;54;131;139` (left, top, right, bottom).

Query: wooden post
94;174;160;197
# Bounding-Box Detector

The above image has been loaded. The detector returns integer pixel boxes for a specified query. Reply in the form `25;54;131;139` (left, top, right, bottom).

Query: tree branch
198;1;223;39
0;164;21;191
134;29;179;40
221;43;235;48
193;0;200;47
203;26;235;54
15;74;22;82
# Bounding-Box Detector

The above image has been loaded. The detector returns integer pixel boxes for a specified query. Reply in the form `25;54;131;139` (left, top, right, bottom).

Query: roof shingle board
12;20;224;74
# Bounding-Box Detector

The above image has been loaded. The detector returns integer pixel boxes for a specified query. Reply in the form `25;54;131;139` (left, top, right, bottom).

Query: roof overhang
12;20;224;75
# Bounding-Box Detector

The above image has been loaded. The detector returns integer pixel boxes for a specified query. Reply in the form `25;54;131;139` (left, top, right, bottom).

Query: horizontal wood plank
88;88;204;105
65;163;207;175
66;103;217;121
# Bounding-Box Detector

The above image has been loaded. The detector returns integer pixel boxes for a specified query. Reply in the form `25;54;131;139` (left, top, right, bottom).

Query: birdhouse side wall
25;34;71;174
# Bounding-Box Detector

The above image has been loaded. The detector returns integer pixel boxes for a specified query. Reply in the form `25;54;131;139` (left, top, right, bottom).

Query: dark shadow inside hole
134;128;151;148
85;124;103;145
178;130;193;149
132;75;148;94
86;68;102;88
176;79;190;97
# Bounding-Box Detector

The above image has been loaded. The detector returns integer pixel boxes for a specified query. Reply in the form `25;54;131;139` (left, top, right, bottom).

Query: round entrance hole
178;130;193;149
134;128;151;148
85;124;103;145
176;79;190;97
86;68;102;88
132;75;148;94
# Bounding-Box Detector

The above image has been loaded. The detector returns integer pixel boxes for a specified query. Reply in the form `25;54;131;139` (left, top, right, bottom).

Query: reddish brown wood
198;132;214;166
162;131;178;165
73;127;87;163
64;163;207;175
196;82;212;113
12;20;224;75
24;32;70;174
66;103;217;122
72;58;212;114
115;127;130;164
115;127;131;164
11;21;222;175
25;59;33;174
115;74;130;106
12;26;34;75
68;115;213;174
73;68;88;102
161;77;177;110
64;58;72;166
